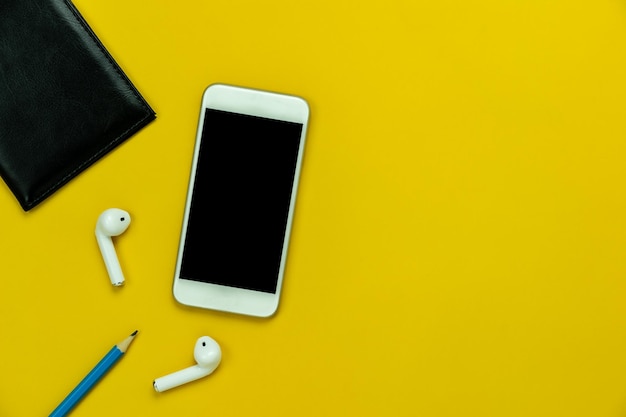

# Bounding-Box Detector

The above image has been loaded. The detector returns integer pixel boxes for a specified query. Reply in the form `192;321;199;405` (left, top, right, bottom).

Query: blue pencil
49;330;138;417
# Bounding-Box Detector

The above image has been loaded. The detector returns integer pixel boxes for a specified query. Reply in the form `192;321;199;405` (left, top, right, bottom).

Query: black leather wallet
0;0;156;211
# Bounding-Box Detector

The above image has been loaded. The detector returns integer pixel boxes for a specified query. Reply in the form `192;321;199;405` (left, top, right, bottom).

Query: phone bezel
172;83;309;317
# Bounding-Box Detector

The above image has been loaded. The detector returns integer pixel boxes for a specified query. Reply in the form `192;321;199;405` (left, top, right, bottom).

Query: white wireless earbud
95;208;131;287
153;336;222;392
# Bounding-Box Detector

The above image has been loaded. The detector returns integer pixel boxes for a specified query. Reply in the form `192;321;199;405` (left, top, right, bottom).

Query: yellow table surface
2;1;626;416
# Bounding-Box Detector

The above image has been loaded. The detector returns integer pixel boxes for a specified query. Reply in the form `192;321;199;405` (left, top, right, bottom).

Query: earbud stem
96;233;125;286
153;365;212;392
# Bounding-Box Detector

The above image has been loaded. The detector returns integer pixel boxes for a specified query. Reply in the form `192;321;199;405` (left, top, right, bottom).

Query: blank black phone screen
179;108;303;293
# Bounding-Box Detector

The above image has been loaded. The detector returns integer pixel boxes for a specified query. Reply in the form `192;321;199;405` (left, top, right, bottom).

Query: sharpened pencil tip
131;330;138;336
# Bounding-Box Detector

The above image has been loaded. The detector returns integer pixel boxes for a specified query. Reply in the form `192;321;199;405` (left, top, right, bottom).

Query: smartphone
172;83;310;317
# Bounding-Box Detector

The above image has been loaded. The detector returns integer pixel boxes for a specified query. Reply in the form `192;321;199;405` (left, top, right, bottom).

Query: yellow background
2;0;626;416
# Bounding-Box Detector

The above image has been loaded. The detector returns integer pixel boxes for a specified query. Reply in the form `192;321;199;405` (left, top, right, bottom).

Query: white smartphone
172;83;310;317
